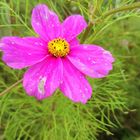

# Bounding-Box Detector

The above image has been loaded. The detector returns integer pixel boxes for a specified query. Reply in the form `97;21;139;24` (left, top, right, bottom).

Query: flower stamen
48;37;70;57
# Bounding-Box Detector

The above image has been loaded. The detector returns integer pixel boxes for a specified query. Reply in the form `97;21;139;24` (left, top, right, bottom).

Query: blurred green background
0;0;140;140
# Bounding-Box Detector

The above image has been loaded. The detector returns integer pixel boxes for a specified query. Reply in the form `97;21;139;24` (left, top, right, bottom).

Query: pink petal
60;58;92;104
69;38;80;49
23;57;63;100
62;15;87;42
1;37;48;69
31;4;61;41
68;45;115;78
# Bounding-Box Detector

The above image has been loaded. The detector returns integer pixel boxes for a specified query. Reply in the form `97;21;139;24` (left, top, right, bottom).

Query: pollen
48;37;70;57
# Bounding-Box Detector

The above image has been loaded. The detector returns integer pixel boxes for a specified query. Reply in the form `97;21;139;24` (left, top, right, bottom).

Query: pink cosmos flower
0;4;114;104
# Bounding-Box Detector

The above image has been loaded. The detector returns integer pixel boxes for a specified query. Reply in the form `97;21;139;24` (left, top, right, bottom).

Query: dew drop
40;43;43;46
35;42;38;45
29;88;33;92
82;94;86;99
90;69;94;73
60;80;63;84
44;15;48;20
97;74;102;77
91;60;96;64
88;57;91;61
85;88;88;91
36;22;40;26
81;67;86;70
79;76;83;79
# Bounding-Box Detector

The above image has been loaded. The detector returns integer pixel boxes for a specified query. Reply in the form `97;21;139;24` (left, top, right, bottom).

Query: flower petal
62;15;87;41
68;45;115;78
1;37;48;69
69;38;80;49
60;58;92;104
31;4;61;41
23;57;63;100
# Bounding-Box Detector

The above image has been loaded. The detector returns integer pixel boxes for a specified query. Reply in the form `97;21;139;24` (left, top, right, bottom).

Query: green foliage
0;0;140;140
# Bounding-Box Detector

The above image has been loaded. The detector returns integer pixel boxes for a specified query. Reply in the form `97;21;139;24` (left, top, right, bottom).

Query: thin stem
80;22;93;43
80;2;140;43
0;79;23;96
103;2;140;18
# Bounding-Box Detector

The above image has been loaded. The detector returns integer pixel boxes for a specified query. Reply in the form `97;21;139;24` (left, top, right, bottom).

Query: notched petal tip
68;44;115;78
60;58;92;104
1;37;47;69
31;3;61;40
62;15;88;41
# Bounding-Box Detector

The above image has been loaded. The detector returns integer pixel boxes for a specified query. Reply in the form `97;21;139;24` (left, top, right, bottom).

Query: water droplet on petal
85;88;88;91
82;94;86;99
44;15;48;20
81;67;86;70
90;69;94;73
88;57;91;61
35;42;38;45
60;80;63;84
36;22;40;26
91;60;96;64
79;76;83;79
97;74;102;77
40;43;43;46
29;88;33;92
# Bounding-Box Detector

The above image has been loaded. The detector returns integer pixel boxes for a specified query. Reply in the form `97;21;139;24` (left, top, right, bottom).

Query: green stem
80;2;140;43
80;22;93;43
103;2;140;18
0;79;23;96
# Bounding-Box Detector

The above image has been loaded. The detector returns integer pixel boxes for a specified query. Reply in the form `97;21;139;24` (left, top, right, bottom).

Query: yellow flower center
48;37;70;57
